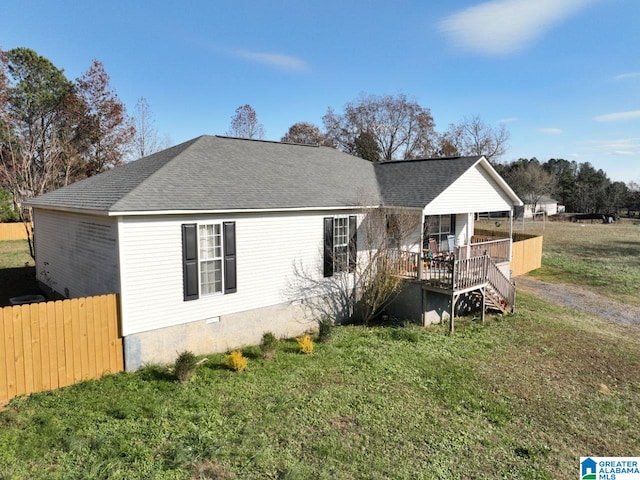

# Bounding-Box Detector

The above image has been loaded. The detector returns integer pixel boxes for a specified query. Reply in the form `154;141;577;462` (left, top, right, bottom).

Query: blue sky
3;0;639;181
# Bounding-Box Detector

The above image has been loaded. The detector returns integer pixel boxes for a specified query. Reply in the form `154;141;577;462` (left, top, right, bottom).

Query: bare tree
131;97;171;159
323;93;437;161
226;104;264;139
440;115;509;162
502;159;555;218
75;60;135;175
281;121;332;146
288;205;420;326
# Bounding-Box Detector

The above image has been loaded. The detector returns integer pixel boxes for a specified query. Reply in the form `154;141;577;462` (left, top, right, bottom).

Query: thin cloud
439;0;599;56
232;49;309;72
540;127;562;135
498;117;518;124
593;110;640;122
614;72;640;81
612;150;634;155
582;137;640;157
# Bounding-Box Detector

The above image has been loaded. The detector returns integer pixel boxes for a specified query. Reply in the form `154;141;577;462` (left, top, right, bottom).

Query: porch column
466;212;473;259
418;213;425;280
508;209;513;263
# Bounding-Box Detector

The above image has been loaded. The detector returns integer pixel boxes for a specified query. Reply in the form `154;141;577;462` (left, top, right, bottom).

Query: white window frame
333;216;350;274
198;223;223;295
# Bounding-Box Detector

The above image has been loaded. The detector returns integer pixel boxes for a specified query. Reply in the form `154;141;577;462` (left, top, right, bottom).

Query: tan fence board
13;308;26;396
3;308;17;399
55;301;66;389
85;297;97;379
0;309;8;402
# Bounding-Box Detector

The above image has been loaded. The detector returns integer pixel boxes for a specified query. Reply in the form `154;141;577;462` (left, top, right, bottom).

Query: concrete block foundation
124;302;315;370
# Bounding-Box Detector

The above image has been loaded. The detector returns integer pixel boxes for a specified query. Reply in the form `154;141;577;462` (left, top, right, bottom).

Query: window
424;215;456;251
182;222;236;301
199;224;223;294
333;217;349;273
324;216;357;277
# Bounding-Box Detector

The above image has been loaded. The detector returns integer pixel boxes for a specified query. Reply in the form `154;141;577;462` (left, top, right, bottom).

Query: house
27;135;522;369
522;195;562;218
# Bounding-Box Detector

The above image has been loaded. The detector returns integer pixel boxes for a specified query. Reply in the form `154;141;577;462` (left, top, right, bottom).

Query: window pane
334;245;348;273
199;224;223;295
441;215;451;233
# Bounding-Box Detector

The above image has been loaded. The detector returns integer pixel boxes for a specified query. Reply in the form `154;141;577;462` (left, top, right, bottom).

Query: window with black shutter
182;221;237;300
324;215;357;277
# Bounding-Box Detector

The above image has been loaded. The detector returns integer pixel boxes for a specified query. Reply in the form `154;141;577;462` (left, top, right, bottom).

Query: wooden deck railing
394;249;515;311
486;259;516;310
459;237;510;263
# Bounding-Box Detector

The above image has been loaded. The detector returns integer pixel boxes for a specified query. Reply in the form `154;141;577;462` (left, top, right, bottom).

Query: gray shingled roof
28;136;382;212
27;136;493;214
374;156;482;208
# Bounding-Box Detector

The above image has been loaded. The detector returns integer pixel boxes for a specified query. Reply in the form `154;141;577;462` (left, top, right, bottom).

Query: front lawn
1;293;638;479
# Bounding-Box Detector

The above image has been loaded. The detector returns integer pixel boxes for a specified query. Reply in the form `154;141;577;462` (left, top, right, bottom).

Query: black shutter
348;215;357;273
450;214;456;235
223;221;237;294
323;217;334;277
182;224;199;301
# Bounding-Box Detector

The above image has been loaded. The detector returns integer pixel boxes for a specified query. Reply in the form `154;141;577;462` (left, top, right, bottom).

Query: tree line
497;158;638;215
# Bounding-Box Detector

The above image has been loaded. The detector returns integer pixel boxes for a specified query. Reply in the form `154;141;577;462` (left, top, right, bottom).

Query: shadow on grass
0;266;42;307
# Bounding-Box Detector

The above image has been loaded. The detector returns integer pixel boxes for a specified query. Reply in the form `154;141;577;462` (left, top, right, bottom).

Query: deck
393;242;516;331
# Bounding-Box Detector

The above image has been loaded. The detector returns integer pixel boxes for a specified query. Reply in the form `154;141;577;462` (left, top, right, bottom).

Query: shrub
226;351;248;372
174;351;198;384
296;335;314;354
260;331;278;359
317;316;333;343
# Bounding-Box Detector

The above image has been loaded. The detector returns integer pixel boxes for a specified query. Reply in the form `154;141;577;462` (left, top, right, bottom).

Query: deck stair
484;257;516;314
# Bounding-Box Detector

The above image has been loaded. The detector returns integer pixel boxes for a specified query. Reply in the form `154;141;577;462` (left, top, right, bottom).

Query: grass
0;239;33;270
478;217;640;306
0;296;638;479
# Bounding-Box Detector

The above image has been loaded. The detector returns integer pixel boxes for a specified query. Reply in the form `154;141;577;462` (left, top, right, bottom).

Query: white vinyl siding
118;210;360;336
32;209;119;298
425;163;515;215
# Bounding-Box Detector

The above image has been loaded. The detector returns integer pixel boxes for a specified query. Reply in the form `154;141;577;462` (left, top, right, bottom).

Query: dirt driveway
516;276;640;327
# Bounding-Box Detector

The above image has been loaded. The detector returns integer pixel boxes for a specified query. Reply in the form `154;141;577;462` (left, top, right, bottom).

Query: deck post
481;287;486;324
450;293;458;334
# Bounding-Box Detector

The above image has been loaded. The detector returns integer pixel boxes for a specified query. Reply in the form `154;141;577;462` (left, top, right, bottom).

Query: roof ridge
375;155;482;166
214;134;320;148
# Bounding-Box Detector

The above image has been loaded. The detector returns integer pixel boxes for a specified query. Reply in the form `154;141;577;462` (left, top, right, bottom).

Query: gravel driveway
515;276;640;327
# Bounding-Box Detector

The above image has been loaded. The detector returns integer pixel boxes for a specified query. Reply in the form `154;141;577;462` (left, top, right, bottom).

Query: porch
390;236;516;332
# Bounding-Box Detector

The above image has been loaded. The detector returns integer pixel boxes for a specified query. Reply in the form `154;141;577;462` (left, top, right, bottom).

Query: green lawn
478;218;640;306
0;294;638;479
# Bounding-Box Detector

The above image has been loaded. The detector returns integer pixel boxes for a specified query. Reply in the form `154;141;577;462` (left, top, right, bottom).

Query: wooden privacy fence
473;229;543;277
0;223;30;241
0;294;123;405
511;236;543;277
